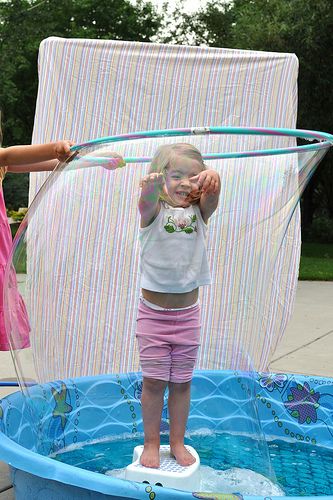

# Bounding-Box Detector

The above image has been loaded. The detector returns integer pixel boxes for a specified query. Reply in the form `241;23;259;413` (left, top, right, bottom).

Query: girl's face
164;155;202;207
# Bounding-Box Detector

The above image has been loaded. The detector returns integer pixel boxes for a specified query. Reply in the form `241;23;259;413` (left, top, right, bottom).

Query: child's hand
139;173;165;223
185;188;202;205
190;169;220;195
98;151;126;170
140;172;165;193
74;151;125;170
54;140;74;162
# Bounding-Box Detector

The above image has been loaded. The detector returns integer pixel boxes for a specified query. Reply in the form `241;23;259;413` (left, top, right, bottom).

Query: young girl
137;143;220;468
0;138;73;351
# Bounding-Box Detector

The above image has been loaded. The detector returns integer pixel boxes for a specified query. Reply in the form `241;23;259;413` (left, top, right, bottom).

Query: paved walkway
1;280;332;498
269;281;333;376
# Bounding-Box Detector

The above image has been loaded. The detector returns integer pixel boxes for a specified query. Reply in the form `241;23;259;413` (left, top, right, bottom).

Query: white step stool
125;445;200;491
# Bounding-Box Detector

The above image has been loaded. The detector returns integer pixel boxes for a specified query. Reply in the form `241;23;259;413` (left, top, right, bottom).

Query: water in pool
52;432;333;496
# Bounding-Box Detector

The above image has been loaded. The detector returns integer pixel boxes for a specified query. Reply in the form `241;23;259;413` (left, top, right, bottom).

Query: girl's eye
171;174;181;179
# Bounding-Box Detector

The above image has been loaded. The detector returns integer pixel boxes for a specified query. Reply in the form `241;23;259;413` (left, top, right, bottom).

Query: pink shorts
136;299;201;383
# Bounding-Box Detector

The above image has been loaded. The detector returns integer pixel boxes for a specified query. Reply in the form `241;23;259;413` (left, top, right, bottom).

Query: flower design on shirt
164;214;197;234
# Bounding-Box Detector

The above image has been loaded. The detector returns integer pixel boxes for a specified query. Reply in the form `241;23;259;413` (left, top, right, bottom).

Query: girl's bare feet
140;443;160;468
170;443;196;466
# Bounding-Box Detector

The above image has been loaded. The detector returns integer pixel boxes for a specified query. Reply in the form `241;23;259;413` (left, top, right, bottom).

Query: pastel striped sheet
27;37;300;381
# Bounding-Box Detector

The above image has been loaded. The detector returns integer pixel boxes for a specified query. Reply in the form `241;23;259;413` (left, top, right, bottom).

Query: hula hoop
70;126;333;163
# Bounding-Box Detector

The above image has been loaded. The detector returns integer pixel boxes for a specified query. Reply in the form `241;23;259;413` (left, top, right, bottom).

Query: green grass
15;257;26;274
13;244;27;274
299;243;333;281
11;224;27;274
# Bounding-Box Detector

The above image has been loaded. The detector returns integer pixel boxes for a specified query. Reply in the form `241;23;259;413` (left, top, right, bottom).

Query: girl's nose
180;177;191;186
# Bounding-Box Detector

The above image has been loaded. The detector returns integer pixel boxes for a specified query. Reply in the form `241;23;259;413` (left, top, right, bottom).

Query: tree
161;1;235;47
170;0;333;235
0;0;162;209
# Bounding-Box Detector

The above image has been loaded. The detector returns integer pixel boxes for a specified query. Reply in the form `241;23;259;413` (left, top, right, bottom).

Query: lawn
299;243;333;281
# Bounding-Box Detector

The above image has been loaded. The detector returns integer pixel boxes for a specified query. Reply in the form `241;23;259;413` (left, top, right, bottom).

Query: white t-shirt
139;202;211;293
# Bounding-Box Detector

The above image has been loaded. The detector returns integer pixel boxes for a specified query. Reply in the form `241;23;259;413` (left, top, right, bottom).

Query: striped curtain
27;37;300;380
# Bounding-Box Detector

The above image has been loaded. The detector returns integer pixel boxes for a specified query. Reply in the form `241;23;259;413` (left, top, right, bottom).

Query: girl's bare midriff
142;288;199;309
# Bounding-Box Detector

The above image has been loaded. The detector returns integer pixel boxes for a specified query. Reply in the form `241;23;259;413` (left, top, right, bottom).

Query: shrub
303;216;333;243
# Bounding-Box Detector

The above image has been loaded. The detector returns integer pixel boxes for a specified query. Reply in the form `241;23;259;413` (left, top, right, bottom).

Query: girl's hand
74;151;126;170
98;151;126;170
54;140;74;162
139;173;165;225
140;172;165;193
185;188;202;205
190;169;220;195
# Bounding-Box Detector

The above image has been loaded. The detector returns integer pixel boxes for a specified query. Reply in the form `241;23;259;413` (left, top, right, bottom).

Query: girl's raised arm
139;173;165;228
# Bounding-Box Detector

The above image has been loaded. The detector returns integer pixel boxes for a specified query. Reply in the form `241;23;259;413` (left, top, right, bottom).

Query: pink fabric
136;300;201;383
0;184;30;351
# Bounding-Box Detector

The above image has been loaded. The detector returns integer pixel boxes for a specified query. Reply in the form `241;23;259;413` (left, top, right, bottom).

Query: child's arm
190;169;221;223
1;140;73;172
7;159;60;172
139;173;165;227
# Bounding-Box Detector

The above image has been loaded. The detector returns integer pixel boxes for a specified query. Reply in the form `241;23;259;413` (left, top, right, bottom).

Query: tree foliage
168;0;333;234
1;0;332;237
0;0;162;208
0;0;162;146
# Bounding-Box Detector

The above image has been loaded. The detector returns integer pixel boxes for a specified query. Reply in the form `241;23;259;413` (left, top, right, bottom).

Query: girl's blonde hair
149;143;205;174
149;143;206;205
